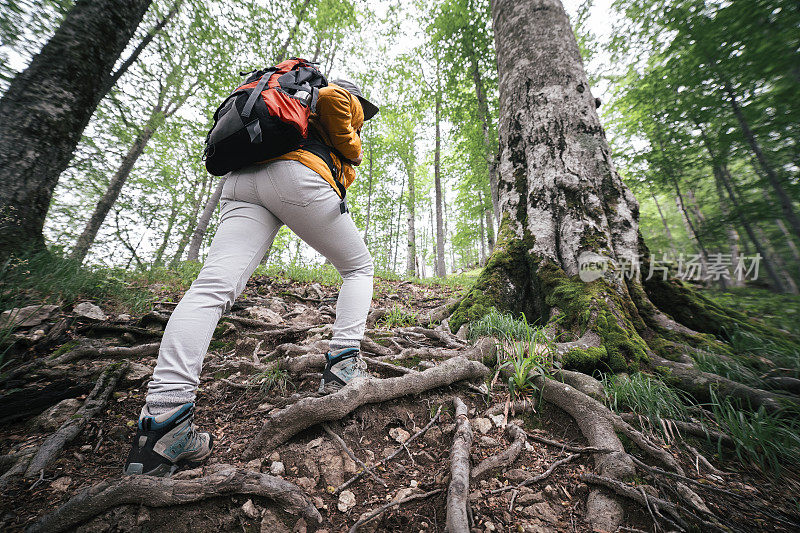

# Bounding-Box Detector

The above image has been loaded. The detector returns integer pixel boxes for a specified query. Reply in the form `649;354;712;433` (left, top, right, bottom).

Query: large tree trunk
187;177;226;262
406;166;416;276
453;1;798;526
433;86;446;278
0;0;152;255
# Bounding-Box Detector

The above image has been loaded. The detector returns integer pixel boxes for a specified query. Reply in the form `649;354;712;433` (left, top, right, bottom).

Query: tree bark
187;177;226;262
673;181;714;288
724;82;800;239
434;82;446;278
0;0;153;254
406;165;416;276
277;0;312;59
153;198;179;266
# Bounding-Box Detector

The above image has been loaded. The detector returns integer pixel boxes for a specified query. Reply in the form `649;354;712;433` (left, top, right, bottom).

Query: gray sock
329;339;360;353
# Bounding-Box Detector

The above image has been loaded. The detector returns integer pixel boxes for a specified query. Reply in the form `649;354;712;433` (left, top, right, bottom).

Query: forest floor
1;266;799;532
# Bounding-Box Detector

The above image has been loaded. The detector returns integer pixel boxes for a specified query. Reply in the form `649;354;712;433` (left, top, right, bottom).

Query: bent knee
340;252;374;279
184;270;239;312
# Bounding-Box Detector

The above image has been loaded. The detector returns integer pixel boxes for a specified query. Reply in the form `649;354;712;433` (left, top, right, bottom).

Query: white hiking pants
146;160;373;414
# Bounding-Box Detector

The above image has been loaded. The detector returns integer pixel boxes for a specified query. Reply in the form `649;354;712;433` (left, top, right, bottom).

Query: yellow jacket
270;84;363;196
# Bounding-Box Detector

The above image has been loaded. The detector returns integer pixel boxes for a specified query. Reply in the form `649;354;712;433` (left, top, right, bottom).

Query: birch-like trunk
71;103;165;263
470;50;500;223
433;87;446;278
171;174;210;268
406;166;416;276
187;177;226;262
724;83;800;239
363;136;374;244
650;192;678;259
0;0;152;254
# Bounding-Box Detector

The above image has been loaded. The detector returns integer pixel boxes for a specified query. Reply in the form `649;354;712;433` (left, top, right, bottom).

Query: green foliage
709;390;800;475
603;373;692;437
693;353;761;387
0;249;151;313
256;263;343;287
250;367;292;395
379;305;418;328
469;308;537;342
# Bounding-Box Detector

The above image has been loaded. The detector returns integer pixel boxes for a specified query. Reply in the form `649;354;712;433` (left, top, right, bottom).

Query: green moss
50;340;78;358
563;346;609;373
209;339;234;352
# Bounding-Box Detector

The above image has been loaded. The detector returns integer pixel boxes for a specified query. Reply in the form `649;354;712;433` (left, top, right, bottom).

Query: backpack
203;58;342;193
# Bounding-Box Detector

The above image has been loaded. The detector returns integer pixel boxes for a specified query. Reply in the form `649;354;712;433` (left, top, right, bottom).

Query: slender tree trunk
650;192;678;258
724;82;800;239
277;0;312;59
434;86;446;278
406;166;416;276
716;162;788;292
478;204;487;266
153;199;179;266
363;135;374;244
0;0;153;254
775;218;800;284
187;177;226;262
470;49;500;223
673;179;714;287
71;103;164;262
711;174;744;288
754;225;798;294
170;174;210;268
392;175;406;273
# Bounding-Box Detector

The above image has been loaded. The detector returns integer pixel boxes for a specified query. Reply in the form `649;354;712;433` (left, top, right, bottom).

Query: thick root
25;362;128;478
446;397;472;533
471;423;526;480
26;465;321;533
243;357;489;459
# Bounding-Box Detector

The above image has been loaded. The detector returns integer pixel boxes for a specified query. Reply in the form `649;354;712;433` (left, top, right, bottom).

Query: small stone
80;444;92;452
136;506;151;525
504;469;531;483
257;402;274;412
270;461;285;475
488;414;505;427
1;304;58;328
269;451;281;462
338;490;356;512
473;417;493;435
410;479;418;488
246;459;262;471
295;477;316;491
50;476;71;492
521;502;558;524
247;306;284;324
117;314;132;322
389;427;411;443
484;522;496;532
395;487;420;501
312;495;325;509
307;437;324;449
242;499;259;519
516;491;544;505
29;398;80;432
122;362;152;386
479;436;499;447
260;509;283;532
543;484;559;499
73;302;107;321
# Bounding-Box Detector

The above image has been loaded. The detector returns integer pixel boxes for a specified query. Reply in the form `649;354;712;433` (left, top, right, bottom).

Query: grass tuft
603;373;692;438
379;305;418;328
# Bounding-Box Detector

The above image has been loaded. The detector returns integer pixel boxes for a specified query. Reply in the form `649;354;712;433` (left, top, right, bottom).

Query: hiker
124;77;379;476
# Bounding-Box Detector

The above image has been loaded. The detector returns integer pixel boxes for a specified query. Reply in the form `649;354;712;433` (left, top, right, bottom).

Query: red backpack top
203;58;330;177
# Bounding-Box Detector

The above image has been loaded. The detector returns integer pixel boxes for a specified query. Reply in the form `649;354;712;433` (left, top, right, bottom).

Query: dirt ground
1;274;799;532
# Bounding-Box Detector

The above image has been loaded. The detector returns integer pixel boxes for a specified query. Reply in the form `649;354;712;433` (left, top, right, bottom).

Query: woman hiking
124;78;380;477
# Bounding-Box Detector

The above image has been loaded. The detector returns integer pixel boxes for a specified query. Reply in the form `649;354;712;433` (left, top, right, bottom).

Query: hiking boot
319;348;369;393
123;402;213;477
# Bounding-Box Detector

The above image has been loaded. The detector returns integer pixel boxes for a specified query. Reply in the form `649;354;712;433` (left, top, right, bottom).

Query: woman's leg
258;161;374;353
145;194;282;415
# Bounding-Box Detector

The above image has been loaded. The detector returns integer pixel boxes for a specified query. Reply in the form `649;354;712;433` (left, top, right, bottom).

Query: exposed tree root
446;397;472;533
523;431;611;454
322;423;386;488
490;453;579;494
620;413;735;449
243;357;489;459
533;375;633;532
25;362;128;478
26;465;322;533
471;423;526;480
360;336;396;357
650;355;793;412
485;399;536;417
335;406;443;494
349;488;443;533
